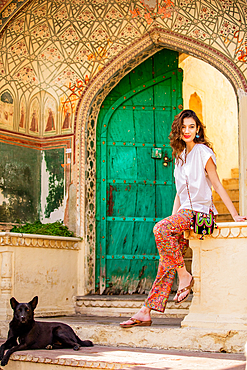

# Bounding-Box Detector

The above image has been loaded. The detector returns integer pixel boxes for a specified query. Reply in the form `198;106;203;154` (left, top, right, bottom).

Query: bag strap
186;179;194;211
186;177;214;213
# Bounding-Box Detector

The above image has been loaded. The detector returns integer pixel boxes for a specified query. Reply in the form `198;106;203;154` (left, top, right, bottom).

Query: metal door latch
163;151;172;166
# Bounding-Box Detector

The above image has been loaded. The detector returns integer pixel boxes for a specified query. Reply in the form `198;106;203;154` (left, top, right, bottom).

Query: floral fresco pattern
0;0;246;136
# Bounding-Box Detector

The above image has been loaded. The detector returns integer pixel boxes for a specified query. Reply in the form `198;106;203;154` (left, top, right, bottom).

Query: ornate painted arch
76;28;247;293
0;0;30;32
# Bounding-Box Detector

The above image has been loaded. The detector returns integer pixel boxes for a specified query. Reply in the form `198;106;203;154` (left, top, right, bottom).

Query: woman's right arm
172;193;181;215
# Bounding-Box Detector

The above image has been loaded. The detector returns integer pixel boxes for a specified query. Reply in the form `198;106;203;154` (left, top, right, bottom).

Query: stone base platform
1;315;247;357
4;345;246;370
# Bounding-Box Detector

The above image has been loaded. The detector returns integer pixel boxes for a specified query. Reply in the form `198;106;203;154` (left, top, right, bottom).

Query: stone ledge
183;221;247;331
0;232;81;249
71;322;247;353
184;221;247;239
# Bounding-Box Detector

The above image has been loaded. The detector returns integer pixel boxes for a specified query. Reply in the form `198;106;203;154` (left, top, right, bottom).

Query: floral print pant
144;209;193;313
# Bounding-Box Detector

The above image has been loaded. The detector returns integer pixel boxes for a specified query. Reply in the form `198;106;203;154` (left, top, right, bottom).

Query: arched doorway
76;30;247;295
96;49;183;294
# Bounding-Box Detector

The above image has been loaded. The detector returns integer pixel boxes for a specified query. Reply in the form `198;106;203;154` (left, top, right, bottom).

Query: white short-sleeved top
174;144;218;214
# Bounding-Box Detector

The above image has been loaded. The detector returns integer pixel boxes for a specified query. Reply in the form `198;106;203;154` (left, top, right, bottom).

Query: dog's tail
76;335;93;347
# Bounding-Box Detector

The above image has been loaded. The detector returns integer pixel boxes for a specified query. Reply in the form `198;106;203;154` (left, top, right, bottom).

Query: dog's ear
10;297;19;310
29;296;38;310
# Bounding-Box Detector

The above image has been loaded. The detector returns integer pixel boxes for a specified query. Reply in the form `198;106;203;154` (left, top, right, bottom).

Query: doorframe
75;29;247;295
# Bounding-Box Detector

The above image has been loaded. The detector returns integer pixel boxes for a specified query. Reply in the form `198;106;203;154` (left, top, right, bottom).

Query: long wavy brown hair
169;109;214;164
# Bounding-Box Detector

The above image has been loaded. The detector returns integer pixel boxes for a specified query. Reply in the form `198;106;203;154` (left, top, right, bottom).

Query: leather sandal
120;318;152;328
174;276;194;305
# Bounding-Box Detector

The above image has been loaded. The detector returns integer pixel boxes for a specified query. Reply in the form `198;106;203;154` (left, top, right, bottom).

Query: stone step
231;168;239;178
212;170;239;221
222;177;239;190
2;316;245;353
1;338;246;370
75;295;191;318
214;200;239;214
0;316;246;370
213;188;239;202
215;214;234;222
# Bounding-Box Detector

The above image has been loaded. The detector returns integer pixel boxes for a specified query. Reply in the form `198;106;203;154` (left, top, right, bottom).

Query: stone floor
40;315;183;327
1;315;246;369
6;344;247;370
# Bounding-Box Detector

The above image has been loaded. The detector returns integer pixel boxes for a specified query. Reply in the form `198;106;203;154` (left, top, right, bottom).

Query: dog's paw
0;346;5;360
45;345;53;350
73;344;80;351
1;357;9;366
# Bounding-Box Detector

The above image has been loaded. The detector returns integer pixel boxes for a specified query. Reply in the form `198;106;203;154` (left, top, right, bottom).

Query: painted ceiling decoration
0;0;29;31
0;0;246;137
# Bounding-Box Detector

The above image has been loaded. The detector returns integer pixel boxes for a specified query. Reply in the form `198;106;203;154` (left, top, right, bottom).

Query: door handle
163;151;172;167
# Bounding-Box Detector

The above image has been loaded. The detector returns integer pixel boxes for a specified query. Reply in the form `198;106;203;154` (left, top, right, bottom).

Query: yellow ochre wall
179;55;238;181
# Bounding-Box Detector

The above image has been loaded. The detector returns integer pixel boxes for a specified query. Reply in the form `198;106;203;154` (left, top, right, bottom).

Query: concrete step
75;295;191;318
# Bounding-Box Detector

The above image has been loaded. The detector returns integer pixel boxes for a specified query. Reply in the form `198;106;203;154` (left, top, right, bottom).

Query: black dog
0;296;93;366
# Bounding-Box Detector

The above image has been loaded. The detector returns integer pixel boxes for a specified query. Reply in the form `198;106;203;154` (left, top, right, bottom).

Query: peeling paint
44;149;64;219
107;185;116;216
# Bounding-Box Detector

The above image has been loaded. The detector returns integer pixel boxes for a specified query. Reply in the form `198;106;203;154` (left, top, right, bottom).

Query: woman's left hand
233;215;247;222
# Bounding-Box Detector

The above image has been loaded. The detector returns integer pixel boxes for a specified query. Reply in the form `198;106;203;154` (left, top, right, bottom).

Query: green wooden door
96;49;183;294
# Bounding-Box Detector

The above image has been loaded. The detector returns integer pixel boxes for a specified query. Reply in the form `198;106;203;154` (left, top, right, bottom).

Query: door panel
96;49;183;294
107;109;135;142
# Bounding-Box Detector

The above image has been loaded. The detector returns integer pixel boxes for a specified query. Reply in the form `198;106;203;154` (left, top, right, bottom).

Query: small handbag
186;179;216;239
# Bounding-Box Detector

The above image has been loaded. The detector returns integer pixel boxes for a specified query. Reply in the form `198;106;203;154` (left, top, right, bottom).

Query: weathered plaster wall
0;142;41;223
0;143;65;224
179;55;238;180
0;233;81;320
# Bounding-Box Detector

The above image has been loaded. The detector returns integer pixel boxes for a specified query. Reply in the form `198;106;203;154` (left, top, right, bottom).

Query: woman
120;109;246;328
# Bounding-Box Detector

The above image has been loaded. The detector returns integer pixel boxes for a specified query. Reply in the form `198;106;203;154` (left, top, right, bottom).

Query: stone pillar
238;89;247;216
182;222;247;330
77;240;86;296
0;251;13;320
